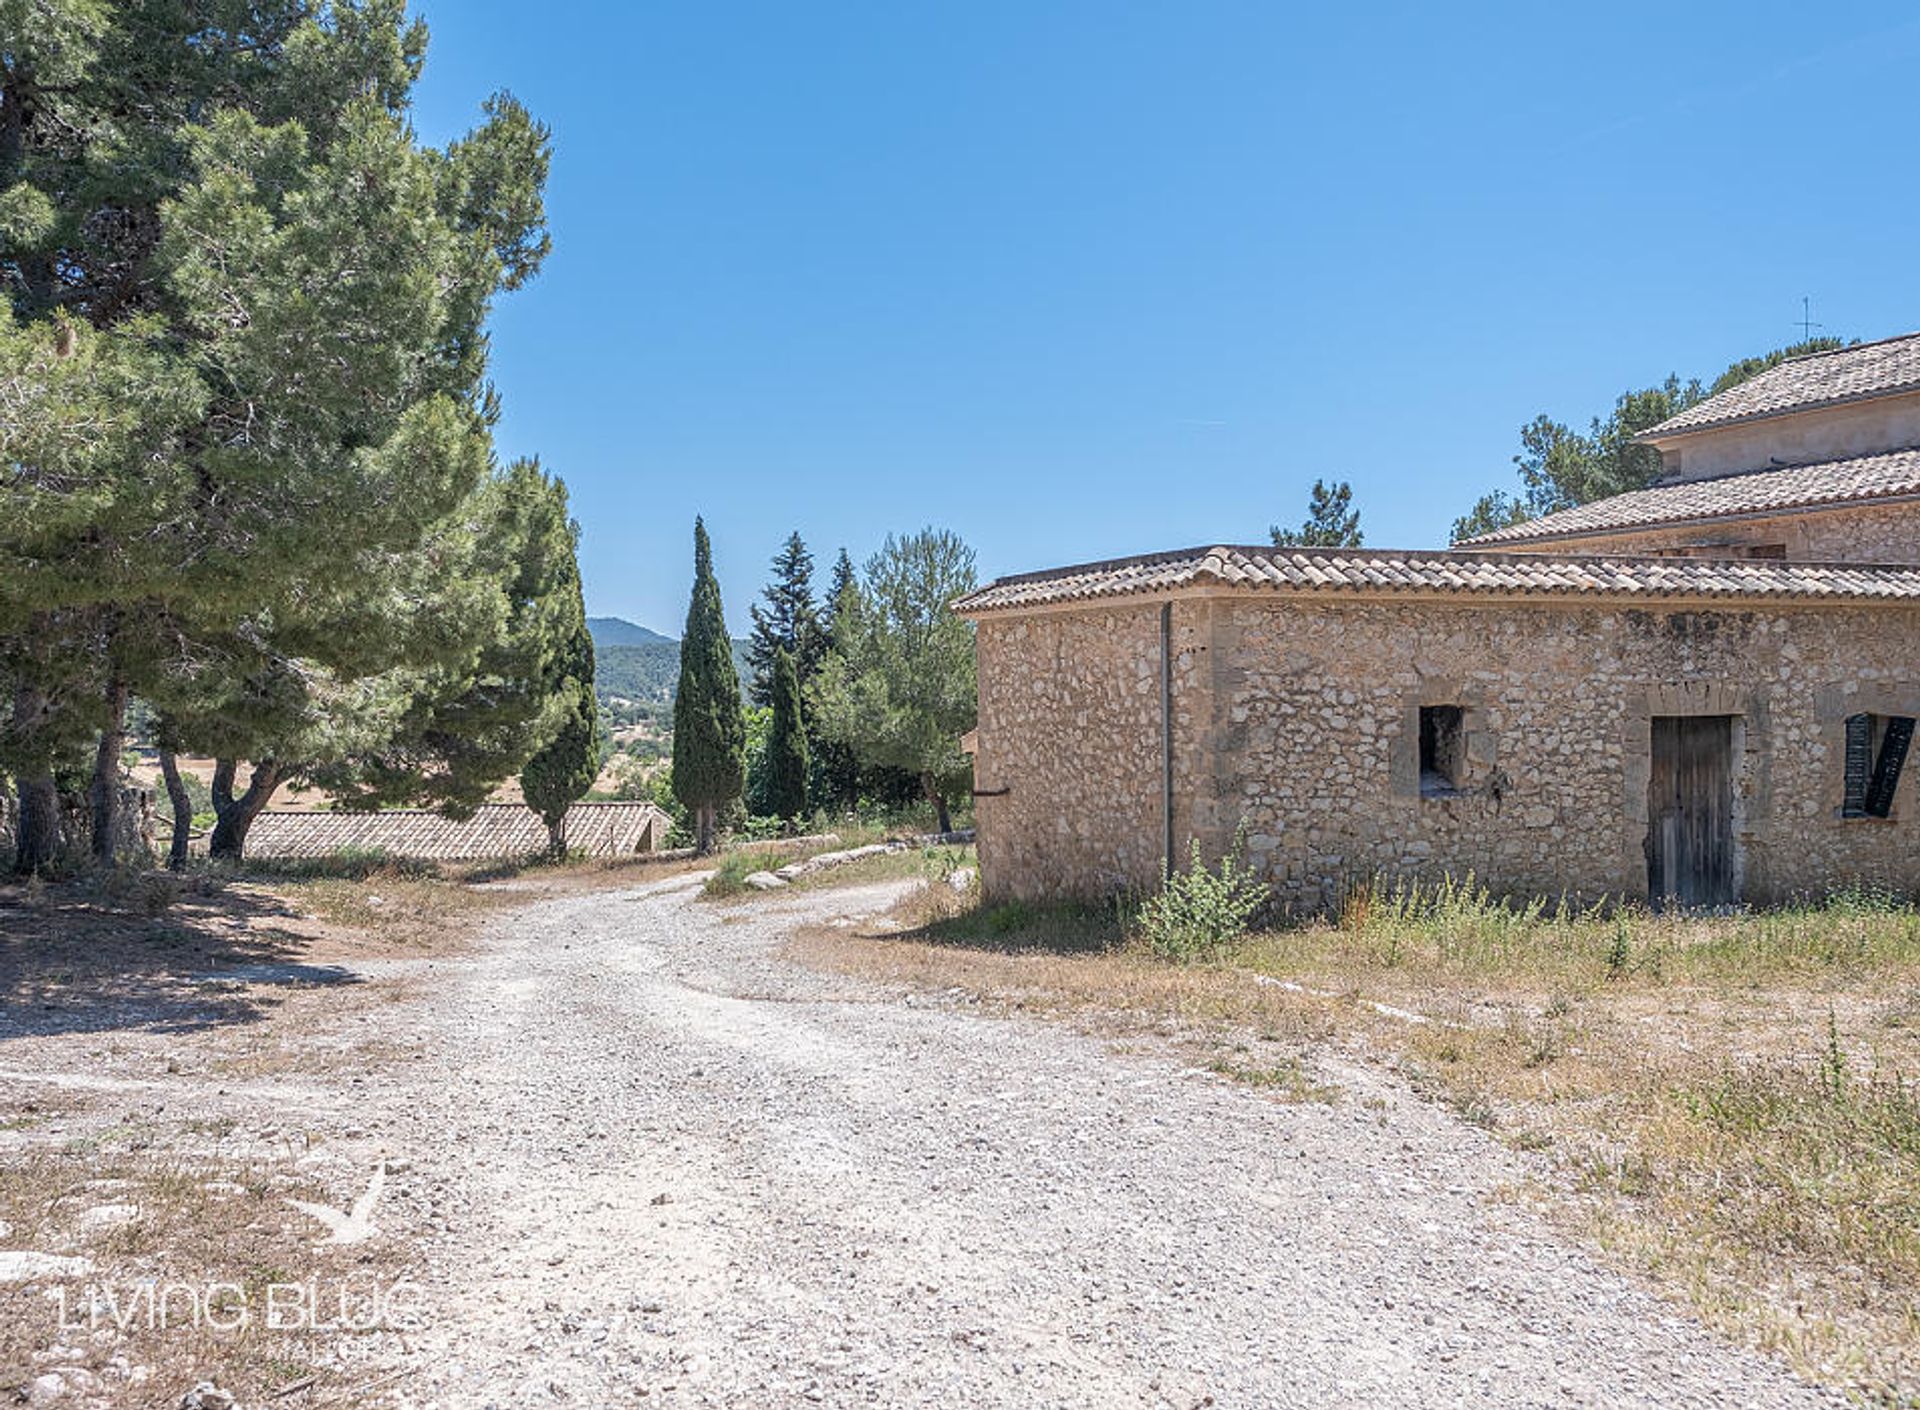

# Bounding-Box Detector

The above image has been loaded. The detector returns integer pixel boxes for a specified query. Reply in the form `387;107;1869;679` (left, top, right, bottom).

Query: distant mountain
587;616;674;647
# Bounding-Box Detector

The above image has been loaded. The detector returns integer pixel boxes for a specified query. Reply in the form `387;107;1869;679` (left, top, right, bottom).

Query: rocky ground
1;869;1846;1408
333;873;1836;1409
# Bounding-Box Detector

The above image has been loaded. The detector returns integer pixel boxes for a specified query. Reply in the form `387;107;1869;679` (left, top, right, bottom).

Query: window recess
1843;713;1915;819
1419;705;1465;798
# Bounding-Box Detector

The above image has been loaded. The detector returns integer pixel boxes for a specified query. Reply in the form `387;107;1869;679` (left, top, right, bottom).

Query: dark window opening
1843;713;1915;819
1744;543;1788;560
1420;705;1464;797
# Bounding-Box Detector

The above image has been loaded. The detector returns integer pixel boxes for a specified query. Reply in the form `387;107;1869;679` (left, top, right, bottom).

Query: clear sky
406;1;1920;633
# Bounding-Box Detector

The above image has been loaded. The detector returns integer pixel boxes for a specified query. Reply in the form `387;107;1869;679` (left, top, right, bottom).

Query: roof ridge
1777;329;1918;364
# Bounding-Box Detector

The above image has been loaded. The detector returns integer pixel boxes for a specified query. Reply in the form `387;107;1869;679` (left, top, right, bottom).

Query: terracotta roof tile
244;802;668;862
954;545;1920;615
1641;332;1920;439
1455;446;1920;546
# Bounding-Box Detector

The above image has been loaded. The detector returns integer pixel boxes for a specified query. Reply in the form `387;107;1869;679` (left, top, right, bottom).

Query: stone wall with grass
973;592;1920;912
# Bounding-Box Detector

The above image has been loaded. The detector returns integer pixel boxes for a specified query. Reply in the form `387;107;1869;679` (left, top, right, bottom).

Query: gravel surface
358;873;1835;1409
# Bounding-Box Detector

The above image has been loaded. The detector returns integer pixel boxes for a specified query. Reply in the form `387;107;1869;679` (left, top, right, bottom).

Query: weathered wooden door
1647;715;1736;910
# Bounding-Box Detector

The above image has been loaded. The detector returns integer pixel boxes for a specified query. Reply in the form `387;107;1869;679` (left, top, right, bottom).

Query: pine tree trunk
159;750;193;872
547;814;567;861
923;773;952;836
695;803;716;856
13;772;61;876
89;679;129;867
208;759;280;863
11;683;61;875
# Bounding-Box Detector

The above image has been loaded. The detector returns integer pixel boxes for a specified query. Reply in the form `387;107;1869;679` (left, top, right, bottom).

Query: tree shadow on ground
0;880;359;1042
891;898;1126;956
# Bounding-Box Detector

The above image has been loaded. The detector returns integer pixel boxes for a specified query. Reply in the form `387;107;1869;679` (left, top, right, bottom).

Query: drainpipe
1162;601;1175;879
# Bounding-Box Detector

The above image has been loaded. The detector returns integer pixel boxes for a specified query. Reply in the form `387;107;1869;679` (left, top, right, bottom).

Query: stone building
957;332;1920;912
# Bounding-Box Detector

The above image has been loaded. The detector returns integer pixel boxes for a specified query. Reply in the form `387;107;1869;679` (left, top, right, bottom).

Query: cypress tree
765;646;809;823
522;564;602;858
671;518;745;853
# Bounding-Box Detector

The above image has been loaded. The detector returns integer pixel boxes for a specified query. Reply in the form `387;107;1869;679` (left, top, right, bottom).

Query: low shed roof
244;802;666;862
954;545;1920;616
1455;446;1920;547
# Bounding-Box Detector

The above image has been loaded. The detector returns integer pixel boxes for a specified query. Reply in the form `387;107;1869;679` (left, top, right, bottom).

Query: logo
285;1161;385;1246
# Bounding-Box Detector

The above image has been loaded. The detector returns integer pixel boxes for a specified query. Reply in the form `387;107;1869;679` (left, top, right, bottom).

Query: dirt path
316;874;1835;1410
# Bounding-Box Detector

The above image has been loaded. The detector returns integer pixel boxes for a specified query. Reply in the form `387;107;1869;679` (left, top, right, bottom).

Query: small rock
0;1252;93;1283
650;1192;673;1206
75;1204;141;1237
27;1373;67;1406
743;872;787;891
179;1383;236;1410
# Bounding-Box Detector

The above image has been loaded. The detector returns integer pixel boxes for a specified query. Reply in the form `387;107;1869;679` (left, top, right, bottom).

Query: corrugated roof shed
1455;446;1920;546
244;802;668;861
1639;332;1920;439
954;545;1920;615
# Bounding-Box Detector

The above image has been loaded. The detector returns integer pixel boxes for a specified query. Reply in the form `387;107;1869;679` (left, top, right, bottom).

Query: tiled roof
954;545;1920;615
1640;332;1920;438
244;802;668;862
1455;446;1920;546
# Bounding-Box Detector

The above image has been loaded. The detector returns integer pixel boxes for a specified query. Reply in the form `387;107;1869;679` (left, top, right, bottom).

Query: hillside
593;630;753;718
587;616;674;647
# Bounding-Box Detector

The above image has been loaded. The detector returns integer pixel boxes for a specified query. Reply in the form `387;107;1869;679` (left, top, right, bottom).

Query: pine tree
1271;480;1363;548
825;549;857;643
806;547;864;810
764;646;809;823
809;529;977;834
1;2;566;869
671;518;745;853
745;532;821;707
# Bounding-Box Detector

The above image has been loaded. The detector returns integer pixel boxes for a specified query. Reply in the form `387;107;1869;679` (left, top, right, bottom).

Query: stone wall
973;593;1920;912
1525;498;1920;563
1651;391;1920;481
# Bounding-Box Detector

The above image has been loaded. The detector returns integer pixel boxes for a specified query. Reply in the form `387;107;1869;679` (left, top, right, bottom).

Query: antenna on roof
1797;296;1824;343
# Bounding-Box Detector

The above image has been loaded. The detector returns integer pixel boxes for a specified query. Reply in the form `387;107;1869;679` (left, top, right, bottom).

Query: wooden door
1647;715;1736;910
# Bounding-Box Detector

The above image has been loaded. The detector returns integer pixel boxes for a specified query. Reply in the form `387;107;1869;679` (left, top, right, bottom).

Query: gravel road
361;873;1834;1409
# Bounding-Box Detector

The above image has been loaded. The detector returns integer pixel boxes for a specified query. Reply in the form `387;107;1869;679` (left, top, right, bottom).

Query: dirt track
323;873;1837;1409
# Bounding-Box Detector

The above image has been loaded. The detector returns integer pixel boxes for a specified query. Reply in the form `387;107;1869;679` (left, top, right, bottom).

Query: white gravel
353;873;1837;1409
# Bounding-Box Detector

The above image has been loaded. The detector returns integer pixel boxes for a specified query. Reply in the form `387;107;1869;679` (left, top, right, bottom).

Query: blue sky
408;2;1920;633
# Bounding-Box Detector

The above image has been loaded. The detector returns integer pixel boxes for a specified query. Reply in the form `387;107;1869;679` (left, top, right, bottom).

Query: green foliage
1135;839;1270;964
763;646;809;821
0;0;574;865
807;528;977;828
1271;479;1362;548
745;532;822;707
522;565;603;848
701;849;764;898
1451;338;1850;542
671;518;746;848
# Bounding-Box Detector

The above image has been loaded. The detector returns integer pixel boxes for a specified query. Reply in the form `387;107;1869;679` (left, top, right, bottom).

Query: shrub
701;850;762;899
1135;839;1269;964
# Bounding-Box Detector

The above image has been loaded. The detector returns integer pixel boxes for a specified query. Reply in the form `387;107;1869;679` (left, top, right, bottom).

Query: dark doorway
1647;715;1737;910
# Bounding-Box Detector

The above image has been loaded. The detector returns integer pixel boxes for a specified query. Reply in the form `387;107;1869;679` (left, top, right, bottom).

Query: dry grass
791;876;1920;1401
0;1138;412;1404
705;840;976;900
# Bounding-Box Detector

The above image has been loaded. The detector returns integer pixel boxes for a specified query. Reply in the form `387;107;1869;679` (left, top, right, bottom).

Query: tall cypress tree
671;518;745;853
765;646;809;823
521;559;602;858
